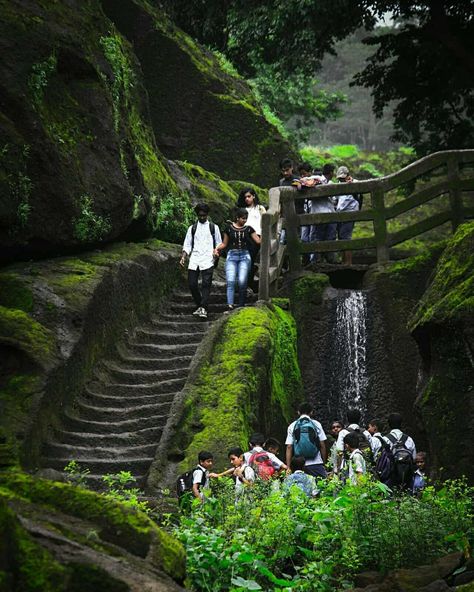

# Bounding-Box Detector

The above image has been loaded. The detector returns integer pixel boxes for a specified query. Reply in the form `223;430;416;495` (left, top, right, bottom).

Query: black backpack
386;433;415;487
176;466;205;498
191;222;219;267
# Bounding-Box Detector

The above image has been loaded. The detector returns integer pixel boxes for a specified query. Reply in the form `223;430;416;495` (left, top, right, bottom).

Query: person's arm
285;444;293;469
209;467;234;478
250;231;261;245
214;231;229;255
192;482;202;500
320;439;327;464
234;466;254;486
180;227;193;267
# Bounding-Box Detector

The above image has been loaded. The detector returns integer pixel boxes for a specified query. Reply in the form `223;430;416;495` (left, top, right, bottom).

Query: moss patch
290;274;330;326
0;274;33;312
173;305;302;471
409;222;474;329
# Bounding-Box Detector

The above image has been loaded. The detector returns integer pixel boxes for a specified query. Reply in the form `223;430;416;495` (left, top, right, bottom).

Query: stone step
85;378;186;397
171;291;227;304
132;328;204;345
43;441;158;460
148;319;210;332
81;388;176;409
61;411;168;434
98;363;188;385
123;341;199;358
72;398;173;422
113;351;194;371
43;456;153;475
52;426;163;447
170;301;231;314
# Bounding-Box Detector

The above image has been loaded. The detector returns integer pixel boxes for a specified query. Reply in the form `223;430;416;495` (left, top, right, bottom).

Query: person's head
238;187;259;208
249;432;265;448
388;412;403;430
336;165;350;181
228;447;245;467
344;432;359;451
298;401;313;417
194;202;210;223
330;420;344;437
290;455;306;472
297;162;313;178
264;437;280;455
198;450;214;469
233;207;248;226
415;451;427;471
367;419;381;435
322;163;335;180
346;408;361;425
280;158;294;178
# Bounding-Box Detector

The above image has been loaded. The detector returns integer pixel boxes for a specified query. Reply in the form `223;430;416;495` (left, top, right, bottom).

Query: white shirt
285;415;327;466
382;429;417;460
244;446;284;470
246;205;265;236
308;177;335;214
336;424;373;452
193;464;210;498
182;221;222;271
336;178;360;212
348;449;366;484
370;431;383;458
234;464;255;494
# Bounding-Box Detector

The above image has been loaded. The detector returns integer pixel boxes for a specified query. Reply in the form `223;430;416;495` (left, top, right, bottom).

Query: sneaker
193;307;203;316
198;308;208;319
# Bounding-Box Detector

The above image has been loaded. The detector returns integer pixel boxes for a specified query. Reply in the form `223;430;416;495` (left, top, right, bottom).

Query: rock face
99;0;297;187
0;0;179;260
409;222;474;481
0;471;186;591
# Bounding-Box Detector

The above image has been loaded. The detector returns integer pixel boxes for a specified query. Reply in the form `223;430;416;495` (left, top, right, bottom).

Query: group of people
180;403;427;504
279;157;362;266
180;189;265;318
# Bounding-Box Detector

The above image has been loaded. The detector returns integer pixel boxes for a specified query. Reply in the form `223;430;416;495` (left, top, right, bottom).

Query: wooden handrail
258;149;474;300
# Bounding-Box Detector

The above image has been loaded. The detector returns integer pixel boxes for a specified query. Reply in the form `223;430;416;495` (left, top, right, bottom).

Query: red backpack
249;451;276;480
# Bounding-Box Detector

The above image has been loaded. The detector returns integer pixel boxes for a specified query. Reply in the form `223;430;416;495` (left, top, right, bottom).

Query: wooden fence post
371;187;390;263
259;211;271;301
447;155;464;231
281;192;302;273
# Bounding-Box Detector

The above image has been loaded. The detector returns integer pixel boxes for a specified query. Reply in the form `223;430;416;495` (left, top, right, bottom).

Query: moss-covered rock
0;240;181;469
99;0;297;187
0;470;185;590
0;0;179;259
407;222;474;482
149;304;302;482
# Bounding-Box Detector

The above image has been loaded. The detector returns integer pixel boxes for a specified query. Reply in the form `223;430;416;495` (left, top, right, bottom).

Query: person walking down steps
180;202;222;320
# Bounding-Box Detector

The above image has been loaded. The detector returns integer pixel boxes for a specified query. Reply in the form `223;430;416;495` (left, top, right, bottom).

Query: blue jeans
225;249;251;306
310;223;337;263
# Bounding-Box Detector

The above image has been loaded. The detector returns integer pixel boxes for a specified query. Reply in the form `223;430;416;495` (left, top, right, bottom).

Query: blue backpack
293;417;320;459
285;472;315;497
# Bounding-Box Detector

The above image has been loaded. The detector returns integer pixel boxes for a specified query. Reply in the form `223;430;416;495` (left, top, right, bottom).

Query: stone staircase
41;282;235;490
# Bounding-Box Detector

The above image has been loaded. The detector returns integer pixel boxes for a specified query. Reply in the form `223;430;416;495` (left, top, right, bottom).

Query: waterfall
329;290;369;421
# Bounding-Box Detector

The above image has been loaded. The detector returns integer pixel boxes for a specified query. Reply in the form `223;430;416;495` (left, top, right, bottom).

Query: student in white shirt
367;418;384;460
212;447;256;497
192;451;214;502
180;203;222;320
244;433;287;473
382;412;417;459
343;432;366;485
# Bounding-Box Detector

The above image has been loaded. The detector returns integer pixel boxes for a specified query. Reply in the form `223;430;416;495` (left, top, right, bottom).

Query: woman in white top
236;188;266;291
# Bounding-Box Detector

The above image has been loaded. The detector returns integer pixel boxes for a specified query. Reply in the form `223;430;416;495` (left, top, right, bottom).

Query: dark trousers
188;266;213;310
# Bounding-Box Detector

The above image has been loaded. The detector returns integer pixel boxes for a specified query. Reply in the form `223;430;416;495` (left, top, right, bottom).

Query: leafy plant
73;195;112;243
64;460;90;488
29;53;57;106
154;191;194;243
102;471;150;513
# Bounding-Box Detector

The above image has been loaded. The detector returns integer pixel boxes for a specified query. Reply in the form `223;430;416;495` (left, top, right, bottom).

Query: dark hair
322;163;335;175
368;418;381;429
237;187;259;208
249;432;265;447
297;162;312;174
331;420;344;429
416;451;427;461
344;432;360;449
234;207;249;221
279;157;293;169
194;202;210;215
347;408;361;424
290;455;306;471
388;412;403;429
198;450;213;462
298;401;313;416
264;437;280;450
228;447;244;458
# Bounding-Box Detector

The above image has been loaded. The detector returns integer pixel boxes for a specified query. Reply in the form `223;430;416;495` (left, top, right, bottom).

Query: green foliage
154;191;194;244
64;460;90;488
29;53;57;106
73;195;112;243
174;478;474;591
101;471;150;514
0;143;32;230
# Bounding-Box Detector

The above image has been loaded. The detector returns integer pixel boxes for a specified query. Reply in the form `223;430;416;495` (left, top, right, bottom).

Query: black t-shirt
224;224;256;250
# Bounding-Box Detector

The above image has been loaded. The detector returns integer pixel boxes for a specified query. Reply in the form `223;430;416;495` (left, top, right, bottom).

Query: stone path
41;282;233;489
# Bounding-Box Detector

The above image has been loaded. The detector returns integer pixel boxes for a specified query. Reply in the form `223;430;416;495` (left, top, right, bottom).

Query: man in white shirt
285;402;327;479
367;418;384;459
244;433;287;473
180;203;222;320
382;412;417;459
308;163;337;264
343;432;366;485
334;409;372;474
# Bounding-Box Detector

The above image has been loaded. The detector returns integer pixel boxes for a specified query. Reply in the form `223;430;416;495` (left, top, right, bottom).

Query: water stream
328;290;369;421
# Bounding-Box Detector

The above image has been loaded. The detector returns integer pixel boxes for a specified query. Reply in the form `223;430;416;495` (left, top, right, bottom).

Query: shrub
154;192;194;244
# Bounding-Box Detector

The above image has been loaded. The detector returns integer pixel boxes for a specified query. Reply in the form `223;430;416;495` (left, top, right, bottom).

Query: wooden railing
259;150;474;300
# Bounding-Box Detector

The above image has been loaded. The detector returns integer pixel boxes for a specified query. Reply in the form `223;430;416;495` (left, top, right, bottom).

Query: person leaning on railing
334;166;362;266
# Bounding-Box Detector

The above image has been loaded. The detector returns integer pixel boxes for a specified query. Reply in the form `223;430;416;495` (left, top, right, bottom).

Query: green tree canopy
159;0;474;153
